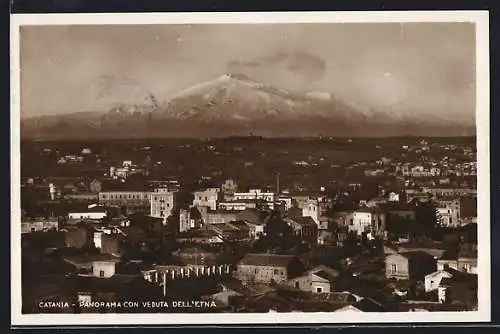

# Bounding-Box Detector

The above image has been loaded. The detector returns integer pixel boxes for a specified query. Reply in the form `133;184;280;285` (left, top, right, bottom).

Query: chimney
276;173;280;195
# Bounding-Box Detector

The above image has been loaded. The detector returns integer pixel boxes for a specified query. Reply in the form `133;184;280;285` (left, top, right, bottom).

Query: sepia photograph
10;11;490;325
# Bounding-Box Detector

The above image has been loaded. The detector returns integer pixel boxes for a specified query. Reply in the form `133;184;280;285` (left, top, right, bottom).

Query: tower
49;183;56;201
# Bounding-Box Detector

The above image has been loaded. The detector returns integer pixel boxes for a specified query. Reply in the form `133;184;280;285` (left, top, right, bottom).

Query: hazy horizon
20;22;476;120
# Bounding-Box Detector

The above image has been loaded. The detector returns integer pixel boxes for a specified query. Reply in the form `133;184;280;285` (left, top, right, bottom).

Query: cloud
226;50;326;82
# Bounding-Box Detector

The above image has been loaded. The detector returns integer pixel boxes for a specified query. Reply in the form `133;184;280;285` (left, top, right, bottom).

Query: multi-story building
98;190;150;214
284;216;318;247
343;208;386;237
233;189;275;202
435;199;461;227
218;200;257;211
302;199;320;227
221;179;238;201
435;197;477;227
150;188;175;219
385;251;437;280
21;217;59;234
236;253;304;284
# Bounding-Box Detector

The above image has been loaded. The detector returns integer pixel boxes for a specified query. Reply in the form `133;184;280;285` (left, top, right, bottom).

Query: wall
101;234;122;256
206;212;237;225
65;228;90;248
437;259;459;271
193;190;219;211
21;220;59;233
68;212;107;220
150;191;175;218
311;280;331;294
237;265;288;284
350;212;372;235
458;257;477;274
92;261;116;278
179;209;190;233
385;254;409;280
93;232;103;249
288;275;312;292
98;191;151;213
302;200;320;226
425;271;453;292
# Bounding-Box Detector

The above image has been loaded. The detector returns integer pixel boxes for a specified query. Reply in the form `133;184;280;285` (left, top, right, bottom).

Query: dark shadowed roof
398;251;436;261
239;253;297;267
288;216;317;227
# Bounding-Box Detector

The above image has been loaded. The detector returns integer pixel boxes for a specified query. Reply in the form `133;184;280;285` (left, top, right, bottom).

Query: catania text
38;301;217;308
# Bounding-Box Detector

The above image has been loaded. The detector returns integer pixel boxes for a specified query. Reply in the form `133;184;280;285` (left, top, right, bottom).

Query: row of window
100;193;149;200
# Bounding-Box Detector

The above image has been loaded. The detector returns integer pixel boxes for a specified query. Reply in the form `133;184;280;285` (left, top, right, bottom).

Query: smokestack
49;183;56;201
276;173;280;195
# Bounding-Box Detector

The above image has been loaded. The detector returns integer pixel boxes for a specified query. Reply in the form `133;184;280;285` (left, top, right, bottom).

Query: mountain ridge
21;73;475;139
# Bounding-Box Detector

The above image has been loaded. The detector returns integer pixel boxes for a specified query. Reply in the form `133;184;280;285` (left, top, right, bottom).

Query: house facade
150;188;175;219
98;190;150;214
385;252;436;280
424;270;454;292
236;253;304;284
193;188;220;211
287;265;339;294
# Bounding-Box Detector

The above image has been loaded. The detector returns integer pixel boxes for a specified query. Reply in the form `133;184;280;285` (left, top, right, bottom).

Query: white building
277;196;293;211
233;189;275;202
21;218;59;234
424;270;454;292
193;188;220;211
92;261;116;278
218;201;257;211
435;199;461;227
302;199;320;227
150;188;175;219
68;207;107;220
349;211;372;235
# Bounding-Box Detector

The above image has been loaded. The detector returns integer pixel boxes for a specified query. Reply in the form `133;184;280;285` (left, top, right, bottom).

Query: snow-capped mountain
21;73;475;139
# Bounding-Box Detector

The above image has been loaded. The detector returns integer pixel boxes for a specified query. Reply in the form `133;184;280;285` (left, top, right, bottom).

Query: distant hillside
21;73;476;139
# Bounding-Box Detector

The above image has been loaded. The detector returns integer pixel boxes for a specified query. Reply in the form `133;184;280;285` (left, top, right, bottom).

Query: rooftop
239;253;297;267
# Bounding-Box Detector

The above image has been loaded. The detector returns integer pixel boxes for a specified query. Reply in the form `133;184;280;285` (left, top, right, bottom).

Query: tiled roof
239;253;297;267
287;216;317;227
395;251;435;260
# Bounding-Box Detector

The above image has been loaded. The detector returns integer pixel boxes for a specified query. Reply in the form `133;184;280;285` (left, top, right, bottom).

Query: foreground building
236;253;304;284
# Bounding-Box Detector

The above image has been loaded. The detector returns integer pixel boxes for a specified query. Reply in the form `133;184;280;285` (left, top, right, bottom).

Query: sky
19;22;476;120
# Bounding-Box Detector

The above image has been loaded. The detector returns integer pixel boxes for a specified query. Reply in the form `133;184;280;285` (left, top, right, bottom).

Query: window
295;281;300;289
316;287;323;293
391;264;398;273
99;270;105;277
274;269;279;275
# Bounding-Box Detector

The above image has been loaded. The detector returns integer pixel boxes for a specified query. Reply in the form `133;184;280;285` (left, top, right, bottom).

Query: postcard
10;11;490;325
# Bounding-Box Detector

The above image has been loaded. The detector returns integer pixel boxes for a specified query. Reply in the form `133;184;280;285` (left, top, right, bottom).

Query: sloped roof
398;251;436;261
287;216;317;227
